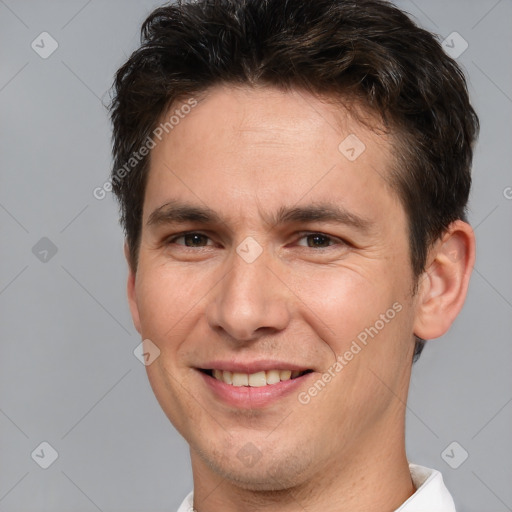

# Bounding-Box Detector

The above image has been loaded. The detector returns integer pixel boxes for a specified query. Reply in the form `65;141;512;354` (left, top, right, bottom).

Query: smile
204;369;311;387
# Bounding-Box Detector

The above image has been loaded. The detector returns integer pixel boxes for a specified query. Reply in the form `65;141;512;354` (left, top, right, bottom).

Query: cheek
134;262;205;340
292;264;399;352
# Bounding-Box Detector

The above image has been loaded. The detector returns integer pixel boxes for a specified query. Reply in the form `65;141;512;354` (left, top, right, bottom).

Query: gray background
0;0;511;510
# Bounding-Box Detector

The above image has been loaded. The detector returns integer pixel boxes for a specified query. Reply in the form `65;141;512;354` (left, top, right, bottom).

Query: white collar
177;464;456;512
397;464;456;511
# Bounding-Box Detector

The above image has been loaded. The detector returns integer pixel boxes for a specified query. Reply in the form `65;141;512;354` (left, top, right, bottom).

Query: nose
205;247;291;343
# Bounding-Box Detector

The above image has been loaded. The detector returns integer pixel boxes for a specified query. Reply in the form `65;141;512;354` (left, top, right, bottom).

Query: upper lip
198;360;313;374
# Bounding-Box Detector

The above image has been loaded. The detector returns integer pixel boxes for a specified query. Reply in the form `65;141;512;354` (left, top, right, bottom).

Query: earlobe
413;220;476;340
124;242;142;334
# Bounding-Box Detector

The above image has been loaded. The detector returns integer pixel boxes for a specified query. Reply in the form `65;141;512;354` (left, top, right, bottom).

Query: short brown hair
109;0;479;360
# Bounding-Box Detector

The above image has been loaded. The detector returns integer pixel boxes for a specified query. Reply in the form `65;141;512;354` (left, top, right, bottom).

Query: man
109;0;479;510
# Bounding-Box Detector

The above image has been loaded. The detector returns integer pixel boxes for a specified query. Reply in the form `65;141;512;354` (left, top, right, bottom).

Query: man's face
128;85;418;489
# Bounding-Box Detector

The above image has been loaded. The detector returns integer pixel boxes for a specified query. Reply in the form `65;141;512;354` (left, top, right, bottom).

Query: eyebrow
269;204;372;232
147;200;372;232
147;200;222;227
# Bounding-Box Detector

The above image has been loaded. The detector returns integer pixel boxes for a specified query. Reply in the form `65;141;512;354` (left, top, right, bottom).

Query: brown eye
307;234;332;248
297;233;338;248
170;232;212;247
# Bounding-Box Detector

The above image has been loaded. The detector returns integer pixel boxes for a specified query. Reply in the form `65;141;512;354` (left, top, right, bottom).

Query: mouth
200;368;313;387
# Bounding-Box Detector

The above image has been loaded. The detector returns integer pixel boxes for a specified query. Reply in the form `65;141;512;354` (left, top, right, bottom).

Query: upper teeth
212;369;302;387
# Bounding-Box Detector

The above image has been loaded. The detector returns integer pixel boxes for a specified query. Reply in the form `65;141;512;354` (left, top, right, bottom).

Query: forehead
157;85;390;158
144;85;402;226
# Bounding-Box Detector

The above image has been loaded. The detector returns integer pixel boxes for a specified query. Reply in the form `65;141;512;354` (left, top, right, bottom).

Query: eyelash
165;231;346;249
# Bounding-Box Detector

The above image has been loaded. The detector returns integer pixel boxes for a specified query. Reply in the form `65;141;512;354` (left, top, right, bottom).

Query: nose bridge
207;244;291;341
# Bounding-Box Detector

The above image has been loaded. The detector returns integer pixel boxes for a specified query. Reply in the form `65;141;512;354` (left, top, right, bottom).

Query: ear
413;220;476;340
125;241;142;334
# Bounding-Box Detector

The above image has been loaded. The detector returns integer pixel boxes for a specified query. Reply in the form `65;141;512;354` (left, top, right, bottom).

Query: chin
197;442;316;492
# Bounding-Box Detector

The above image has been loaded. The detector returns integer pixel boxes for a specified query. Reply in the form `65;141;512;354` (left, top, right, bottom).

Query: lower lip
199;371;312;409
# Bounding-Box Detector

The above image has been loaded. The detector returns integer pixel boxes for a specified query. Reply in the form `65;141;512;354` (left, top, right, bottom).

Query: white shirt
177;464;456;512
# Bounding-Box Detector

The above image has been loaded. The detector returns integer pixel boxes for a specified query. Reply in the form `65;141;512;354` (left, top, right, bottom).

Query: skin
126;85;475;512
